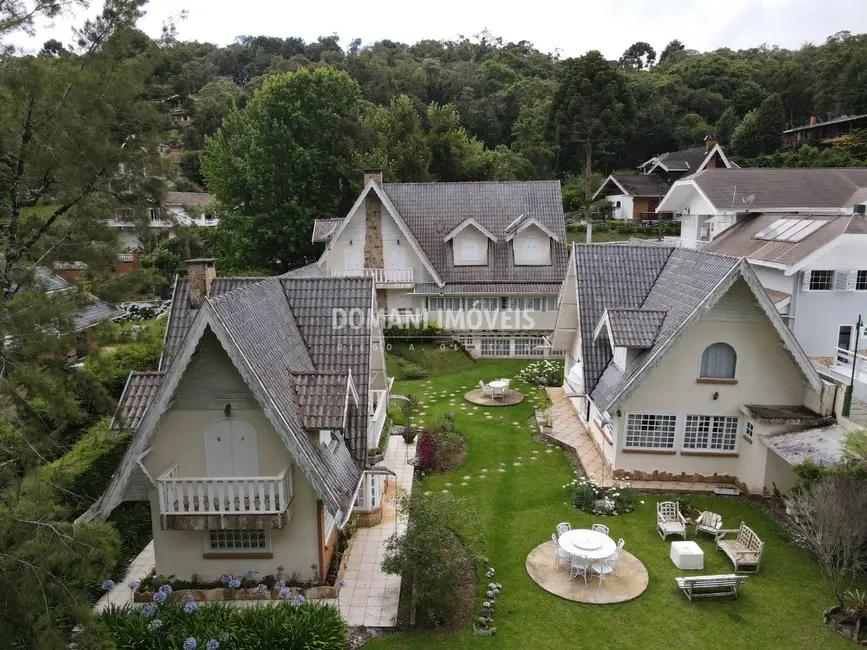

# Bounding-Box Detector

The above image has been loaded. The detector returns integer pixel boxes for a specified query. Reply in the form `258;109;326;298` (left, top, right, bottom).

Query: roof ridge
382;179;560;186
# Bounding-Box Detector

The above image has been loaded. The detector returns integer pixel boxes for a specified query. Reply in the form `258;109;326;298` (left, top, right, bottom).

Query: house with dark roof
78;259;392;584
592;137;732;221
784;113;867;148
550;243;835;494
108;191;219;253
657;167;867;361
312;173;567;358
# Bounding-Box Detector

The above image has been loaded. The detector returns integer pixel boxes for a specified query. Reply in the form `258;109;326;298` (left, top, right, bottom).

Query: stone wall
364;195;384;270
612;467;748;493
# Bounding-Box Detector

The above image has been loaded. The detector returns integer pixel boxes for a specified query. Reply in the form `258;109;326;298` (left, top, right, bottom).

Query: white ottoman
670;541;704;570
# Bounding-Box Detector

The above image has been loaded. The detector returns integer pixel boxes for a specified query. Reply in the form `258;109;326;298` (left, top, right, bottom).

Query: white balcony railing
157;465;293;516
368;388;389;449
836;347;867;403
330;267;414;285
118;253;135;262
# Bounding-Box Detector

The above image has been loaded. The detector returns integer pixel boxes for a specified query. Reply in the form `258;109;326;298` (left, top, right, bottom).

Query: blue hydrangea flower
293;594;306;607
183;592;195;602
183;637;197;650
159;584;173;596
101;579;115;591
141;604;157;618
127;580;140;591
338;580;346;588
147;619;163;632
275;580;285;589
244;567;256;576
152;590;167;603
228;578;241;589
184;600;198;614
278;587;292;600
220;574;233;586
205;641;220;650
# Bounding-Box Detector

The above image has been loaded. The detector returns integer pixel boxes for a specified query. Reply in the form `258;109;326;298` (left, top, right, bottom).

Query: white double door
204;418;258;477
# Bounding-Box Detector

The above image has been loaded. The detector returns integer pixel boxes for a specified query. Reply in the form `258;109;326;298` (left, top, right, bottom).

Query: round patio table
488;380;509;390
558;529;617;561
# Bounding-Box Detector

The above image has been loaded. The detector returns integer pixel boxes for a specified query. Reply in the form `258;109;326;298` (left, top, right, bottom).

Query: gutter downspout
843;314;863;417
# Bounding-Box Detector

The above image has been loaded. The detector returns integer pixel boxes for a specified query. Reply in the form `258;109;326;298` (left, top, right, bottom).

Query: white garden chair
552;533;571;571
591;523;609;536
591;553;618;589
695;511;724;538
657;501;687;540
479;381;494;399
492;385;506;400
556;522;571;537
570;554;591;585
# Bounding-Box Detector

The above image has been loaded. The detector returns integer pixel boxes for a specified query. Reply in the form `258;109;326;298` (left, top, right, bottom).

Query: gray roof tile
655;146;711;171
605;174;671;197
413;282;561;295
115;371;164;429
293;371;351;429
605;309;666;348
164;191;213;206
312;219;342;242
381;181;568;285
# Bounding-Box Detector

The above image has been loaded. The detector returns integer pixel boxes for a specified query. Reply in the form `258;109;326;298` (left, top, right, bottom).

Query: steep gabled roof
381;181;568;284
601;309;667;348
572;244;822;413
293;371;356;429
86;276;376;525
312;218;342;243
592;174;671;200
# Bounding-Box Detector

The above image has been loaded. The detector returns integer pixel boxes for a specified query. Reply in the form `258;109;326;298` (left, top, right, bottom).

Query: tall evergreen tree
754;92;787;155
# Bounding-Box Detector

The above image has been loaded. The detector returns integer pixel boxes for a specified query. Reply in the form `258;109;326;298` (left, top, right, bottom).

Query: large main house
312;174;567;358
80;260;391;583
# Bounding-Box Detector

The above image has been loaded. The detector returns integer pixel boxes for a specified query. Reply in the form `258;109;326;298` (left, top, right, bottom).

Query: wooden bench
715;522;764;573
676;574;748;601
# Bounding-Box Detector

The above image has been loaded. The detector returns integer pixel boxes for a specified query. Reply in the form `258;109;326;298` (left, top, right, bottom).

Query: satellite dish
742;194;756;207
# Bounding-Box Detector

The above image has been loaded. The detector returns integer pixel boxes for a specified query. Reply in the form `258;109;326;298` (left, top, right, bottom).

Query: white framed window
514;337;546;357
745;421;754;439
466;297;499;311
699;342;737;379
857;270;867;291
480;337;511;357
624;413;677;450
207;530;269;553
148;207;161;222
683;415;739;452
522;239;541;261
426;297;462;311
807;270;834;291
460;240;481;262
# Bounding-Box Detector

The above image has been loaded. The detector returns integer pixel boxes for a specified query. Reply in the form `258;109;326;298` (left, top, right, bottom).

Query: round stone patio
463;388;524;407
525;540;649;604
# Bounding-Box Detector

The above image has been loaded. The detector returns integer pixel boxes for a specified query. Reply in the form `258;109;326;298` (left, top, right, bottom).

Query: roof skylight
754;218;827;242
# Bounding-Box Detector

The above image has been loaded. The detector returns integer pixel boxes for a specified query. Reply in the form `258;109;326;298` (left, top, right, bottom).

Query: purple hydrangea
243;567;256;576
293;594;307;607
205;641;220;650
183;593;195;602
127;580;140;591
152;590;167;603
101;579;115;591
184;600;198;614
338;580;346;588
147;619;163;632
228;578;241;589
183;637;197;650
159;584;173;596
141;604;157;618
278;587;292;600
275;580;286;589
220;574;233;586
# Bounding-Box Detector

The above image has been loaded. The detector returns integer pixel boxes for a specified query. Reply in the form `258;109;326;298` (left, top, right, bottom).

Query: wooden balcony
330;267;414;287
156;465;294;531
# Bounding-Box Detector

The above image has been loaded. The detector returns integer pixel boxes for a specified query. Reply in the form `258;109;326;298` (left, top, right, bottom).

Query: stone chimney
363;170;383;185
810;115;817;126
186;258;216;309
704;135;717;151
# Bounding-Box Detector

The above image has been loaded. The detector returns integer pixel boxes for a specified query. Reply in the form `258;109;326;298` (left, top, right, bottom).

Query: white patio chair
492;385;506;400
556;522;571;537
657;501;687;540
591;553;618;589
695;510;724;538
552;533;571;571
591;523;610;536
479;381;494;399
569;554;591;584
615;538;625;573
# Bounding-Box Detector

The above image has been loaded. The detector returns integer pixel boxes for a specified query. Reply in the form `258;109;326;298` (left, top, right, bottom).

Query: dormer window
505;216;559;266
443;217;497;266
461;239;482;263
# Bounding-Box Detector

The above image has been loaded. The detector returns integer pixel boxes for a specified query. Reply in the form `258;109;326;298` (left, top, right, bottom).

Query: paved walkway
546;388;715;493
330;435;415;627
95;540;155;611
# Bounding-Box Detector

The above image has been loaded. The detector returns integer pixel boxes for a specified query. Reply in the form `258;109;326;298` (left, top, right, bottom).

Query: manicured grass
566;230;659;243
372;358;851;649
386;342;480;380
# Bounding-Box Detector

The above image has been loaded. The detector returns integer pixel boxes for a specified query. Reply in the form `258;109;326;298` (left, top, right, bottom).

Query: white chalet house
551;243;836;495
658;168;867;361
79;260;392;583
312;174;567;358
109;191;219;251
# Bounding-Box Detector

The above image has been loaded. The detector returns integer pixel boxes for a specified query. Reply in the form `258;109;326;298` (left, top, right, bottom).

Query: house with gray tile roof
657;167;867;361
550;243;836;495
312;173;567;358
81;259;391;585
592;137;732;220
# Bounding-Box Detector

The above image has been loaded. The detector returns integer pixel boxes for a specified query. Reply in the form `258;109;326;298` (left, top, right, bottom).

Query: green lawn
371;358;849;649
566;231;659;244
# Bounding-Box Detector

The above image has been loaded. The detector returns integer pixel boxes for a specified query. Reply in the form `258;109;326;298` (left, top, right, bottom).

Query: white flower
640;500;646;505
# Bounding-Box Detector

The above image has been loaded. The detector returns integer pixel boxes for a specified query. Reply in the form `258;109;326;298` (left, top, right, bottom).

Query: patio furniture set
656;501;764;600
479;379;510;400
553;522;625;590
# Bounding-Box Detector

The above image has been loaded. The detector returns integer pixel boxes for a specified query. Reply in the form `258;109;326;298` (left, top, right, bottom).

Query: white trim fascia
592;310;611;341
157;274;180;371
657;179;707;213
747;258;789;270
110;370;137;430
505;217;562;243
775;296;792;310
443;217;498;243
696;144;732;172
591;175;629;201
551;246;579;350
785;233;867;276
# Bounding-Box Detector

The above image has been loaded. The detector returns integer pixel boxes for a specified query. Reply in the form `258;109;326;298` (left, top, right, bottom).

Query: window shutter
847;270;857;291
802;271;811;291
834;271;849;291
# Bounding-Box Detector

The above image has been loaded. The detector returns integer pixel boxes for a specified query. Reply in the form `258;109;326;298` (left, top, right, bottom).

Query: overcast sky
9;0;867;58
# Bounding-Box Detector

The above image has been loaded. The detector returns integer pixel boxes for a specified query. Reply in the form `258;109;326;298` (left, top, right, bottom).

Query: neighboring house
550;243;835;495
78;259;392;583
592;137;733;220
784;113;867;148
657;167;867;360
108;192;219;252
312;174;567;358
29;267;122;333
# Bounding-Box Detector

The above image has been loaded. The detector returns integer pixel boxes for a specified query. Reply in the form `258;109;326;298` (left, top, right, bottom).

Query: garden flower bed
570;475;636;515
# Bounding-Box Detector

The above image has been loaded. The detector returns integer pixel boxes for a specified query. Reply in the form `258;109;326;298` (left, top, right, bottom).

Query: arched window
615;201;621;208
699;343;737;379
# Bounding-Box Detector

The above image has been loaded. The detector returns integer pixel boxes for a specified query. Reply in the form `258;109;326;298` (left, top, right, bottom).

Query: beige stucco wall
614;280;807;487
145;408;322;582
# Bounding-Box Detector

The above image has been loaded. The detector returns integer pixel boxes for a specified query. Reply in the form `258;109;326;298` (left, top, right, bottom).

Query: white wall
513;225;552;265
752;265;795;295
792;271;867;357
451;230;489;266
609;195;632;220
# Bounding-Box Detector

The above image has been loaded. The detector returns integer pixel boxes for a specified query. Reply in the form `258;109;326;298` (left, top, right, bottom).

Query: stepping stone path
513;462;522;466
545;449;554;453
460;482;468;486
499;462;506;466
480;468;487;472
463;475;472;480
424;491;432;495
441;489;449;493
497;468;506;473
444;482;452;486
479;475;487;479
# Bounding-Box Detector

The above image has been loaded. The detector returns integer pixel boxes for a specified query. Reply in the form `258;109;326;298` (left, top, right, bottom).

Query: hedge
565;220;681;236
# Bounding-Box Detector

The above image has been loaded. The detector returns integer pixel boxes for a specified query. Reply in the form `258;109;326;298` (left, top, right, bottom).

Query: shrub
569;476;635;515
382;491;482;627
571;481;598;512
397;394;421;430
398;359;429;380
416;431;436;471
383;320;440;343
427;413;467;471
516;359;563;387
97;600;347;650
376;416;392;455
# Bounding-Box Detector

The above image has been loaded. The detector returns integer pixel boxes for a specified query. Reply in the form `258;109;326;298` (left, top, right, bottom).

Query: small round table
488;380;508;390
558;529;616;561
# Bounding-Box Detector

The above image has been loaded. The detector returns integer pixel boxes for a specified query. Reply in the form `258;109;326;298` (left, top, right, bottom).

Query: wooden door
229;419;258;477
390;246;406;269
344;246;362;271
205;419;234;476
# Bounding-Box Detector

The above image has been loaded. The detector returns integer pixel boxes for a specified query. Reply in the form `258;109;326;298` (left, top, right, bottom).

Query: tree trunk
584;144;593;210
